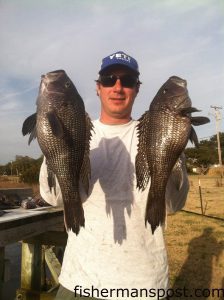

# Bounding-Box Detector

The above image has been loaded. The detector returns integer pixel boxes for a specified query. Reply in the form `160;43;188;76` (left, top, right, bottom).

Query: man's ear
96;83;100;96
136;83;140;94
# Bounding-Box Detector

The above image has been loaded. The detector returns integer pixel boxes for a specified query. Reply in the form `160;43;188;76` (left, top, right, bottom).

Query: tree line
0;133;223;183
0;155;43;184
185;132;224;170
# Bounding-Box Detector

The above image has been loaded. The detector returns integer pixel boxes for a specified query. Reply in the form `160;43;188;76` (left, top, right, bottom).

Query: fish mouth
170;76;187;88
42;70;66;83
40;79;64;95
40;70;66;94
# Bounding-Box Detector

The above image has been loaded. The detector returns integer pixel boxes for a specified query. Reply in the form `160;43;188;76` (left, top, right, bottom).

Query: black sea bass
136;76;209;234
22;70;93;234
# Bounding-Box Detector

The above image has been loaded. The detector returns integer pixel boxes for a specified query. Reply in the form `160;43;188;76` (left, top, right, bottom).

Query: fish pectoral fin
189;126;199;147
46;111;64;138
46;162;57;195
169;157;184;191
191;116;210;126
22;113;37;145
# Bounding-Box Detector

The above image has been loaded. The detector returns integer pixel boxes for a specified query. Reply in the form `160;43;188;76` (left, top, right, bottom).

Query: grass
184;175;224;219
165;213;224;299
165;175;224;299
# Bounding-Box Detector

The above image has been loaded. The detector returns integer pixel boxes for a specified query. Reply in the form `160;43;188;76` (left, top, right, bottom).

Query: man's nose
113;79;123;91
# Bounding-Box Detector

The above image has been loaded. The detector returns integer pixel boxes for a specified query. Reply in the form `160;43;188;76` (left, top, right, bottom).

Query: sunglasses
97;74;140;88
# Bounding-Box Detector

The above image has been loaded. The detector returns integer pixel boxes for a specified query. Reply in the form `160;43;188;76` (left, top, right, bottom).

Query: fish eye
163;88;168;94
65;81;71;88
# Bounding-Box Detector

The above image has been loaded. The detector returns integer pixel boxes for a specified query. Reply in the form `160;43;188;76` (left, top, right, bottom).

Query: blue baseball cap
99;51;140;75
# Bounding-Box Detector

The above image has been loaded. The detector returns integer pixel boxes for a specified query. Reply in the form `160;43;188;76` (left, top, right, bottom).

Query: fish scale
136;76;210;234
22;70;93;234
146;110;190;230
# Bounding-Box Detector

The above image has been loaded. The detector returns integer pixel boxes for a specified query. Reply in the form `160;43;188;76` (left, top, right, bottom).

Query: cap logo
99;51;139;75
109;53;131;63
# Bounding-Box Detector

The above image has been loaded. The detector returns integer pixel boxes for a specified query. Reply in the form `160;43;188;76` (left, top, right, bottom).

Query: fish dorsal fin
191;116;210;126
46;111;64;138
80;113;94;194
135;111;151;191
22;113;37;145
189;126;199;147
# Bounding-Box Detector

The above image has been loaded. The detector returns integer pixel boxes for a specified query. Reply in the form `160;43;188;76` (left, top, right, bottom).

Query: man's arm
39;157;63;207
165;153;189;213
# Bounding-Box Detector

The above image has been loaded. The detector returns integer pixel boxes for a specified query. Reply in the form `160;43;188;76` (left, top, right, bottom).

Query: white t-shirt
39;119;189;300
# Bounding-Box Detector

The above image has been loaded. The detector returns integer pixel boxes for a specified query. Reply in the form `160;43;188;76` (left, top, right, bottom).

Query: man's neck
99;115;132;125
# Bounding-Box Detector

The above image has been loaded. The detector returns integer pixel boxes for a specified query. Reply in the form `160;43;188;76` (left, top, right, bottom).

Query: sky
0;0;224;164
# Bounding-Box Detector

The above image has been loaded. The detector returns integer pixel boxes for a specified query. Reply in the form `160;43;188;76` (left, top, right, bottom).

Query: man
39;51;189;300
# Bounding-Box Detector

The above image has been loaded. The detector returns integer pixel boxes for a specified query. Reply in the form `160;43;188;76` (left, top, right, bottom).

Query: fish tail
145;190;166;234
63;191;85;235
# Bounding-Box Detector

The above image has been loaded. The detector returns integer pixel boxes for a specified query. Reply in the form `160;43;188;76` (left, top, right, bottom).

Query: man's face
96;67;140;124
